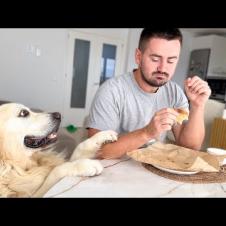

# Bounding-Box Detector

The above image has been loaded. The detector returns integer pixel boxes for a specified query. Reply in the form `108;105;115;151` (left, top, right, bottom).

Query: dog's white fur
0;103;117;197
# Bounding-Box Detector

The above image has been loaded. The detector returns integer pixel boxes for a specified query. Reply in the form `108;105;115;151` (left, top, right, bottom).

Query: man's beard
140;69;169;87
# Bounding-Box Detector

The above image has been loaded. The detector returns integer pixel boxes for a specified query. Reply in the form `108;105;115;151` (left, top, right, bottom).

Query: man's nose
157;61;166;72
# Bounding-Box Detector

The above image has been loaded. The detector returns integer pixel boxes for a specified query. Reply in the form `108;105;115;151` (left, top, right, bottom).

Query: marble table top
44;158;226;197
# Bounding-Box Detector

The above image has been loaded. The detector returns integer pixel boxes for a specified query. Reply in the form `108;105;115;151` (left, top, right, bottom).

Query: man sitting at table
85;28;211;159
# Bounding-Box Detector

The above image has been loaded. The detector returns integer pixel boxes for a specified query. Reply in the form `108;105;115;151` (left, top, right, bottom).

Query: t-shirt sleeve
85;80;121;132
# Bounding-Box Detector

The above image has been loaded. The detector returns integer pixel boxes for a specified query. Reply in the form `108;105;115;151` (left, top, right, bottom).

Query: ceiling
181;28;226;37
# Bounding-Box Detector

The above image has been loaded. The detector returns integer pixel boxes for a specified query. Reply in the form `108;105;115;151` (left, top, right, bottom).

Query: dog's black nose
52;112;61;120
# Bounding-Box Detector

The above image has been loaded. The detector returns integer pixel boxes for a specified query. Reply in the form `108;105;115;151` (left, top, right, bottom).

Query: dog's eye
18;109;30;117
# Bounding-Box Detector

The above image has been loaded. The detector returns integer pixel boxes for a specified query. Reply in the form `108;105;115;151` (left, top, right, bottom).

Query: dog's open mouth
24;131;58;148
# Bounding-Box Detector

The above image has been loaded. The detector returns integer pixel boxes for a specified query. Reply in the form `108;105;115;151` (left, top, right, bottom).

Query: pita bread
175;108;189;124
127;142;225;172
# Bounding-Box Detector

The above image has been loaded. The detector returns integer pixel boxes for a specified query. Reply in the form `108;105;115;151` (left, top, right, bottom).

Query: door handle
93;82;100;86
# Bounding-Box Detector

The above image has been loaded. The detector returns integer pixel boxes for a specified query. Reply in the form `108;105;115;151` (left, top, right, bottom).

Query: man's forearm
177;106;205;150
97;128;154;159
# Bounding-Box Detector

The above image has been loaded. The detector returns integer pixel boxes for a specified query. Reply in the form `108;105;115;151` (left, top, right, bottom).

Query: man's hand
185;76;211;108
144;108;179;139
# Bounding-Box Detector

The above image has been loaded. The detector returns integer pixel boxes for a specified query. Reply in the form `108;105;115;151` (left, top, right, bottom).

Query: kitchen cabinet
191;35;226;78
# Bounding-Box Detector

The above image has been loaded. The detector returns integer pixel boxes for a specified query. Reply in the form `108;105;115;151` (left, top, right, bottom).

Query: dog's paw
70;130;118;161
72;159;103;177
94;130;118;145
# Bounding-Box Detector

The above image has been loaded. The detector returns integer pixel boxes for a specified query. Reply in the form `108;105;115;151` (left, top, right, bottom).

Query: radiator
209;118;226;149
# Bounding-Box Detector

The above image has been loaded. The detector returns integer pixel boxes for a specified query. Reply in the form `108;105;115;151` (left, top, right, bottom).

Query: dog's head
0;103;61;158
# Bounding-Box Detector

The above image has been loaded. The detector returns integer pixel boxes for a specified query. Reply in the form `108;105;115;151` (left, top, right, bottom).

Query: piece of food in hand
174;108;189;124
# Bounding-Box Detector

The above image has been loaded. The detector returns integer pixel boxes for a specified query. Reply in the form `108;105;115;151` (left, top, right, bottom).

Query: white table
44;158;226;197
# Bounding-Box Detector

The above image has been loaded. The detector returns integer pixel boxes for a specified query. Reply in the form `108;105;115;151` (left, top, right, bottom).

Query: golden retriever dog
0;103;118;197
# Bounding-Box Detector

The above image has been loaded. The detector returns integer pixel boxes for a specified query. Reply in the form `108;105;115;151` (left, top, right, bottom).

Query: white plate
152;164;199;175
207;147;226;156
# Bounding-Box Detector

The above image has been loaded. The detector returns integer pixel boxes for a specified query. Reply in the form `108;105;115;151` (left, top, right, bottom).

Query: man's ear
135;48;142;65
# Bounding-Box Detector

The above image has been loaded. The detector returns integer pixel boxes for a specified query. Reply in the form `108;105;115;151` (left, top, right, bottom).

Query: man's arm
88;128;153;159
173;76;211;150
88;108;179;159
172;106;205;150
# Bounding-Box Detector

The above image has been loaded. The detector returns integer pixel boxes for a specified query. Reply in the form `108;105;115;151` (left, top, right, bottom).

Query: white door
62;31;125;127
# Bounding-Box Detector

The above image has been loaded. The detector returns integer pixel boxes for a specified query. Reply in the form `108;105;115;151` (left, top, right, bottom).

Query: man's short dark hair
138;28;183;52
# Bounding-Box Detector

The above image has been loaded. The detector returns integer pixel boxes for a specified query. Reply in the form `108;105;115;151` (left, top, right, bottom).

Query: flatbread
175;108;189;124
127;142;226;172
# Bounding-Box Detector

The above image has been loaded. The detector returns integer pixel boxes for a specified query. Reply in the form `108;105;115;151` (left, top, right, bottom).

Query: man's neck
133;69;159;93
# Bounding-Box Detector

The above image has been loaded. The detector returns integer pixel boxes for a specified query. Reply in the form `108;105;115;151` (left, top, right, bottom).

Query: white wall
172;30;194;88
0;29;67;113
72;29;129;41
0;29;129;115
125;28;143;72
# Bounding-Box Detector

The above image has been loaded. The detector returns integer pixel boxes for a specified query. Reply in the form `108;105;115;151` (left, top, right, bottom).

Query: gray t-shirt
85;72;189;142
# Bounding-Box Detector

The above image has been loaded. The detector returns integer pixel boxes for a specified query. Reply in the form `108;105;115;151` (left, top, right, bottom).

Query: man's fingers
186;76;201;87
190;83;206;93
186;79;211;96
196;86;210;95
161;124;172;131
160;117;176;126
155;108;179;117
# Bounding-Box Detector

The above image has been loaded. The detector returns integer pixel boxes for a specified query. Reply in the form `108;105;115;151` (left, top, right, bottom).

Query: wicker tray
142;163;226;183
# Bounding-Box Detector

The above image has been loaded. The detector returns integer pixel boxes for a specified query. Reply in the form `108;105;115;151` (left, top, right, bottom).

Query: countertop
44;158;226;198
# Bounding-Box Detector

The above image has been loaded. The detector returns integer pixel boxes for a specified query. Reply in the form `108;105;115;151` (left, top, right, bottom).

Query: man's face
135;38;181;87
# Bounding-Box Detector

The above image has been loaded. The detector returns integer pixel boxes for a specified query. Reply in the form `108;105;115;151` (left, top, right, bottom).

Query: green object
66;124;77;133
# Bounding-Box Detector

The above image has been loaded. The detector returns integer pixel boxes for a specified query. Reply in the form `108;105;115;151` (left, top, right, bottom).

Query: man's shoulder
101;72;132;89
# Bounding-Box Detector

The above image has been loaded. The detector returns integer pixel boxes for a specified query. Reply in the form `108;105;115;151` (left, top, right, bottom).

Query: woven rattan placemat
142;163;226;183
